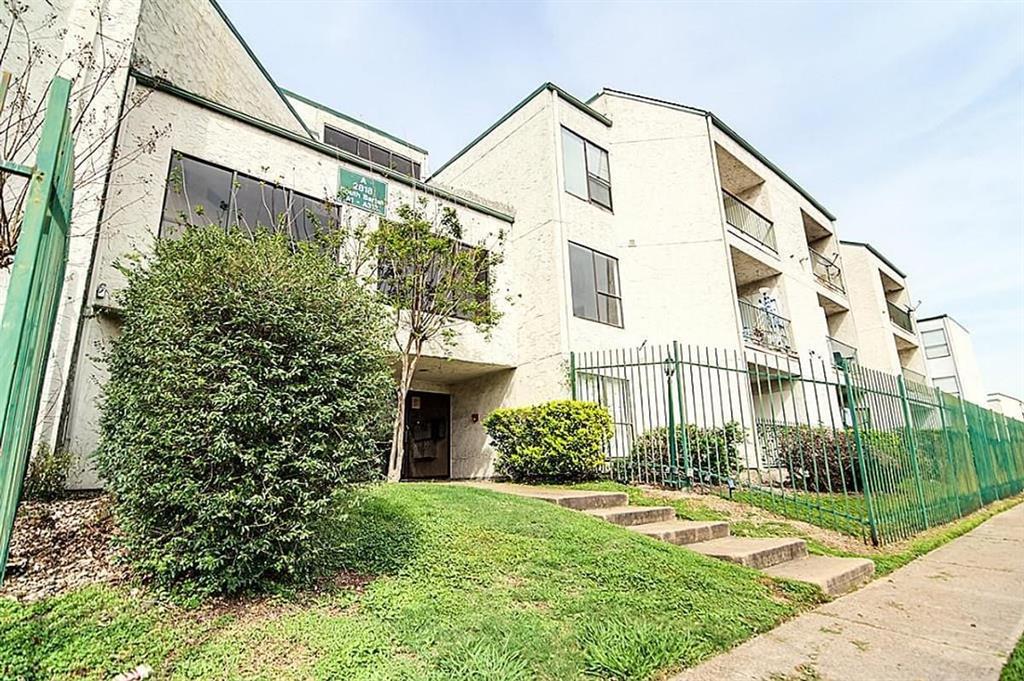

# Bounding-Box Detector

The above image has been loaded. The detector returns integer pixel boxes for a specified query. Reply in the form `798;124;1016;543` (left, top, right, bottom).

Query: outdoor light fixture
95;283;107;300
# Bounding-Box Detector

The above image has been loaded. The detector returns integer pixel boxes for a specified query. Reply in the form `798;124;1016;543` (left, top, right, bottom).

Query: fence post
897;376;930;529
569;351;576;400
672;340;690;481
936;388;962;518
838;359;879;545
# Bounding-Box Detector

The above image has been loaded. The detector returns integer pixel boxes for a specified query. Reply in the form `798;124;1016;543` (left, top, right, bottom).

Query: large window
934;375;960;396
377;239;490;321
561;128;612;210
161;153;340;241
922;328;951;359
568;242;622;326
323;125;421;179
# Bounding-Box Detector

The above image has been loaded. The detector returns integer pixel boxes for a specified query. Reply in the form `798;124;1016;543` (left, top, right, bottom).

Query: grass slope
0;484;819;681
1003;633;1024;681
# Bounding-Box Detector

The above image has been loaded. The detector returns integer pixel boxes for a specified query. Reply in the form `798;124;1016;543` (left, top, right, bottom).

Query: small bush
626;423;745;483
96;227;394;595
483;400;613;483
24;443;72;501
760;424;861;493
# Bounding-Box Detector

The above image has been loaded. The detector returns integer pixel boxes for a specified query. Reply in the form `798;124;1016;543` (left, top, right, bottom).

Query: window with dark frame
922;328;951;359
561;127;612;210
568;241;622;327
323;124;422;179
376;238;490;322
160;153;340;242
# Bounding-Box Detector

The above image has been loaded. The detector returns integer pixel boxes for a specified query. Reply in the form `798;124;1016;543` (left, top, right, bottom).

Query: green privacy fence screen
0;76;75;583
570;342;1024;545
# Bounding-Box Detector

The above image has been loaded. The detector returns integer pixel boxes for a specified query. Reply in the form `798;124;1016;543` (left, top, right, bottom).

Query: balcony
887;301;914;333
722;190;777;252
739;300;794;354
902;366;927;387
810;249;845;293
827;336;857;364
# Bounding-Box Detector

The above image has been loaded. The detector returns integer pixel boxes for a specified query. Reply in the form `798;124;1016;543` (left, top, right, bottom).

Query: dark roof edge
428;82;611;181
132;70;514;223
917;313;970;333
840;240;907;278
589;87;837;222
281;88;429;155
207;0;315;140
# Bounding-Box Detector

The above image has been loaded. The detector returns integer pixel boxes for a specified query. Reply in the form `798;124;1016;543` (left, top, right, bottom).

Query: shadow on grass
322;487;424;577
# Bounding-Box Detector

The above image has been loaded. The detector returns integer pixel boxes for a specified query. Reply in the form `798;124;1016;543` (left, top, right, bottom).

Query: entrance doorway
402;391;451;480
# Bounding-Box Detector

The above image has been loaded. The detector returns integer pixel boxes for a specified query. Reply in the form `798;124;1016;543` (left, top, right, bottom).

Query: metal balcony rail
828;336;857;363
722;190;777;251
810;249;845;293
887;301;914;333
902;366;928;387
738;299;794;353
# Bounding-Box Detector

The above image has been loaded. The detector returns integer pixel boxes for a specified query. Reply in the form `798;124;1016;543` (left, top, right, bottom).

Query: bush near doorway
96;227;393;596
484;400;613;483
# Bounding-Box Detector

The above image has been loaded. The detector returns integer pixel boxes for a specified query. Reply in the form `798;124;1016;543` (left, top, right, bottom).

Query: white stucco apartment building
916;314;987;404
988;393;1024;422
838;241;929;384
6;0;959;489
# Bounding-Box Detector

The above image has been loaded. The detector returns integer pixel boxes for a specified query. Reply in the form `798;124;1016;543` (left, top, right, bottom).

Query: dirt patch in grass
1;494;126;603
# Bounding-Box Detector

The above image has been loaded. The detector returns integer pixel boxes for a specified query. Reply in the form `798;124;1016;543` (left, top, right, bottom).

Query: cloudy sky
222;0;1024;398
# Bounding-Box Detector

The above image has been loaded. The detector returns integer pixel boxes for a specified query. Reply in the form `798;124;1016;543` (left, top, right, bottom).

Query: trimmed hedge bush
760;424;861;493
96;227;394;595
627;423;745;483
483;400;613;483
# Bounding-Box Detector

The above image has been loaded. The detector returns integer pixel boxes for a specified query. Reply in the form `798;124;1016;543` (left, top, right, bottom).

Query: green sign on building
339;169;387;215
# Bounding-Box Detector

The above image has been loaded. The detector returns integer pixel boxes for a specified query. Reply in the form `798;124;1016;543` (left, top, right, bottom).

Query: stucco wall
62;83;515;487
133;0;306;135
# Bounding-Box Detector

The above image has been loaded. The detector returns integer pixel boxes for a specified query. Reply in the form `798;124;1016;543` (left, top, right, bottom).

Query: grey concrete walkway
674;502;1024;681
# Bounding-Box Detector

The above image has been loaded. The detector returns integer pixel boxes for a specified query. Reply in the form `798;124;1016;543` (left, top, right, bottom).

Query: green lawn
0;484;820;681
1003;633;1024;681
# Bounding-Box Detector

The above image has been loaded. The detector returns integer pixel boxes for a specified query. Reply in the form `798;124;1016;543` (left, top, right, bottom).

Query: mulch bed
1;493;126;603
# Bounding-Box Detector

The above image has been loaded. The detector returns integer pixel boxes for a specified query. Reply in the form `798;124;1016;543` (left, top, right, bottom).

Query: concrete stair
463;482;875;597
586;505;675;527
686;536;807;569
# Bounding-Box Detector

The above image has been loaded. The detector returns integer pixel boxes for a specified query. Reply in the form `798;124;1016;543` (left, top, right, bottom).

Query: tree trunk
386;347;419;482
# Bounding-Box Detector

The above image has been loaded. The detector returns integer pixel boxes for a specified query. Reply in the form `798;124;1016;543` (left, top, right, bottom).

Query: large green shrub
483;400;613;483
96;227;394;595
627;423;745;484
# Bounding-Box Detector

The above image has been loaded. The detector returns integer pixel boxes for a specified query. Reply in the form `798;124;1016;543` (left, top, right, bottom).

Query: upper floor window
323;125;421;179
568;241;622;326
922;328;951;359
934;375;960;396
377;238;490;321
561;128;612;210
161;153;339;241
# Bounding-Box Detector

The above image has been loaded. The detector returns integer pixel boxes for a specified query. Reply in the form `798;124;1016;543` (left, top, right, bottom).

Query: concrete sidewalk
675;502;1024;681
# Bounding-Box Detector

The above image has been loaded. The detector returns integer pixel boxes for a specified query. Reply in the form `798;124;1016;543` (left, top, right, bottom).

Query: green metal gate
0;76;75;582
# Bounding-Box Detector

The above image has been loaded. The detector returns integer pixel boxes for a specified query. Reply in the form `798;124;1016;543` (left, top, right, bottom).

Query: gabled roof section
589;87;837;222
840;240;907;278
132;70;514;223
133;0;313;138
282;88;429;154
429;82;611;181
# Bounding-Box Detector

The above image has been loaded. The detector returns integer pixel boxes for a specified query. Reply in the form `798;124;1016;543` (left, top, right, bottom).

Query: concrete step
763;555;876;596
587;505;676;527
549;491;629;511
631;520;731;545
688;537;808;569
459;483;628;511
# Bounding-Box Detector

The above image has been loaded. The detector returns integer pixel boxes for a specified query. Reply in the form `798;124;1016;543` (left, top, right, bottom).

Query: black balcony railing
739;299;794;353
810;249;845;293
827;336;857;364
887;301;914;333
722;190;777;251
